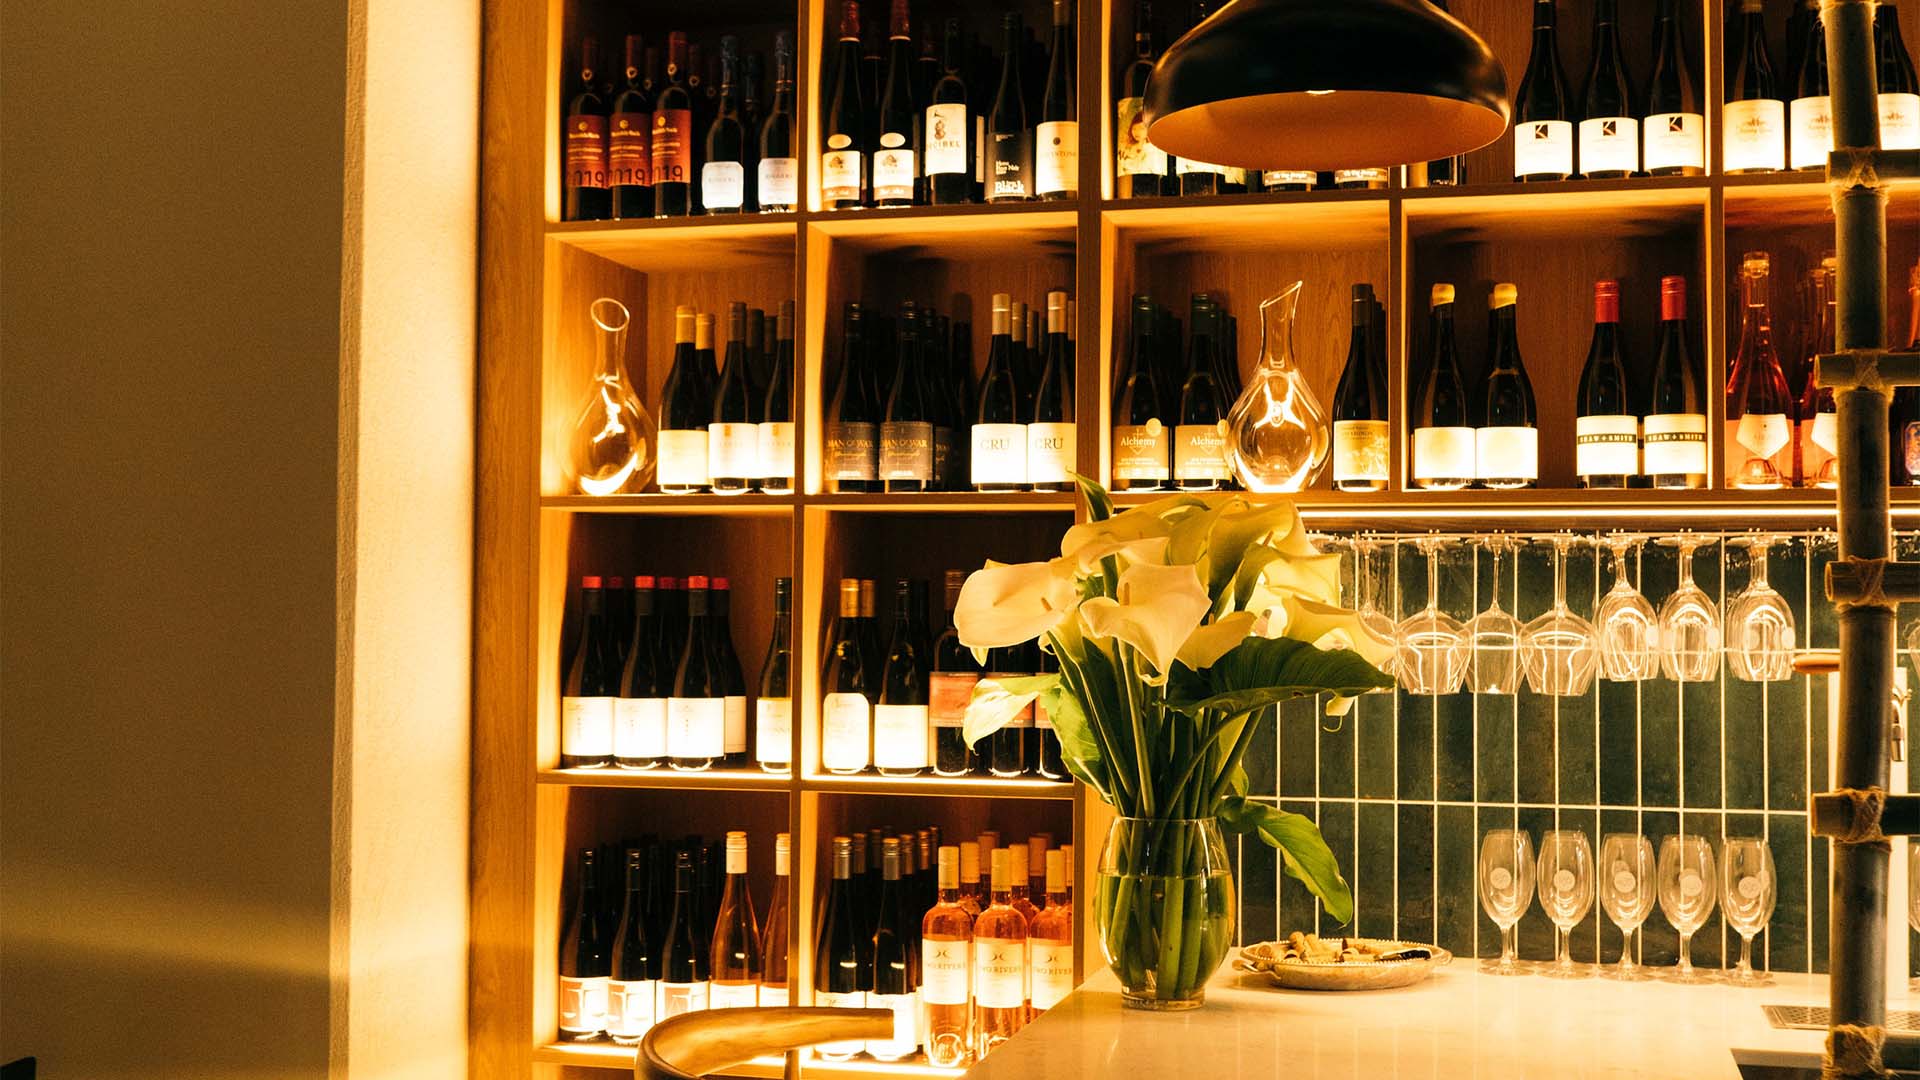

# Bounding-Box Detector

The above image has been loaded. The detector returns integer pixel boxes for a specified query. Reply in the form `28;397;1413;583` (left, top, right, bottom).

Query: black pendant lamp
1142;0;1510;172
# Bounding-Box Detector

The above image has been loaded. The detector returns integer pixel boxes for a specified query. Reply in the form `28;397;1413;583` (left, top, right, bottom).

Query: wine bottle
881;304;936;491
562;576;618;769
1727;252;1795;488
972;294;1029;491
658;306;711;493
1113;295;1170;490
559;848;613;1039
1423;1;1467;185
822;579;873;774
610;35;655;219
827;303;880;493
756;577;793;774
709;577;749;767
1034;649;1066;780
1477;284;1539;489
700;37;748;213
757;33;798;213
930;570;981;777
689;43;711;142
1175;295;1230;490
987;13;1034;201
652;33;695;217
667;576;725;770
927;310;961;489
957;841;985;916
659;851;709;1018
875;579;931;776
742;53;764;203
925;18;974;205
1575;280;1638;488
1643;0;1705;176
565;37;612;221
710;302;758;493
1035;0;1077;200
607;848;657;1044
985;646;1034;777
872;0;921;209
866;838;919;1060
1412;284;1474;490
1513;0;1573;182
1008;843;1040;927
1026;833;1052;907
858;579;885;682
745;306;768;412
1331;284;1389;493
922;845;974;1067
972;848;1029;1055
1009;299;1036;417
1579;0;1637;178
1644;275;1709;489
1334;168;1389;190
617;575;668;769
759;300;796;494
1789;1;1832;170
1029;290;1076;491
708;831;761;1008
1726;0;1785;174
759;833;792;1006
823;1;870;210
815;836;871;1060
1796;259;1838;488
1879;2;1920;151
1116;2;1167;198
693;839;720;963
1028;849;1073;1013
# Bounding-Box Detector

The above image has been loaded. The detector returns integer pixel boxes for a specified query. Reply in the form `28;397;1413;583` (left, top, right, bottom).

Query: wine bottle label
932;425;956;487
1412;426;1475;485
1175;156;1225;176
874;704;931;770
755;698;792;763
650;109;693;186
1812;412;1838;454
984;674;1035;727
1333;168;1387;187
757;985;789;1008
880;420;934;480
1173;422;1230;480
1902;423;1920;479
921;936;971;1005
925;103;969;175
1223;166;1248;185
1575;415;1640;477
700;161;745;210
1116;97;1167;175
657;428;710;487
559;974;610;1033
1027;421;1076;483
929;672;978;728
1790;96;1834;169
821;148;864;202
1800;416;1837;486
1512;119;1573;178
606;978;657;1038
1882;93;1920;151
1114;421;1170;480
826;421;878;481
989;132;1033;199
1028;941;1073;1009
821;692;872;771
723;694;747;754
815;991;868;1056
1034;120;1078;195
1577;116;1639;175
614;696;668;760
872;146;917;202
562;696;615;758
970;423;1028;485
1331;419;1390;482
566;115;610;189
609;113;652;187
1262;170;1315;188
1723;99;1786;171
1475;426;1538;481
659;980;709;1019
1734;412;1791;459
757;157;798;207
708;421;757;479
865;992;919;1058
709;982;758;1009
1643;413;1707;476
665;696;724;758
757;420;794;480
1643;112;1704;172
973;937;1026;1009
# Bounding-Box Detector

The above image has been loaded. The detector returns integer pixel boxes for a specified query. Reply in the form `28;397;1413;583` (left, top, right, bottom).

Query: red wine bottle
1412;285;1474;490
562;576;618;768
668;577;725;770
710;577;749;767
651;33;695;217
971;295;1027;491
755;578;793;774
1877;2;1920;151
925;18;973;205
757;33;798;213
606;848;657;1044
1574;280;1637;488
874;0;921;208
1113;295;1169;490
822;580;874;774
987;13;1033;201
701;37;748;214
1478;285;1538;489
814;837;871;1059
710;302;758;494
759;301;796;494
616;575;667;770
1725;0;1784;173
881;303;935;491
657;306;712;493
1028;290;1076;491
874;579;931;777
1331;284;1389;493
659;851;709;1017
1035;0;1077;200
610;35;655;219
564;38;612;221
559;848;612;1039
1643;0;1704;175
1789;1;1831;170
823;1;870;210
865;838;918;1060
827;303;880;492
1512;0;1572;181
1115;1;1167;197
930;570;980;777
1578;0;1637;179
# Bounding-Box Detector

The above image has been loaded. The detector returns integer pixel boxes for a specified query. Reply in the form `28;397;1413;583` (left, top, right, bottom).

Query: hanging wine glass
1395;535;1469;695
1596;535;1660;682
1658;535;1722;682
568;297;657;495
1350;536;1398;676
1520;535;1600;697
1225;280;1330;492
1466;534;1524;694
1726;535;1796;683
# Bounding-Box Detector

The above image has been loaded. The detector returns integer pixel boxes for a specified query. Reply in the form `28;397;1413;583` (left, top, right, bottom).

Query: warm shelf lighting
1142;0;1510;171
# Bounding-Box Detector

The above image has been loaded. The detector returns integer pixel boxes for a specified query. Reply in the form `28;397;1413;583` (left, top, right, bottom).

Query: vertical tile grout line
1633;537;1645;964
1719;531;1729;970
1391;534;1401;942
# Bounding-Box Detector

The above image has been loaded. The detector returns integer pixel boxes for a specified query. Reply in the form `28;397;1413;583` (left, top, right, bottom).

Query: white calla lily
955;556;1078;648
1175;610;1259;670
1279;595;1397;670
1079;561;1212;675
1061;508;1171;563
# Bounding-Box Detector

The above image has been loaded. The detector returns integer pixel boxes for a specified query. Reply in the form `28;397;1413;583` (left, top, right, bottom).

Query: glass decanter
1226;281;1329;492
569;297;657;495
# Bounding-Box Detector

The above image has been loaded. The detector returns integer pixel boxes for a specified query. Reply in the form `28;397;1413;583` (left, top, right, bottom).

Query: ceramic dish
1236;936;1453;991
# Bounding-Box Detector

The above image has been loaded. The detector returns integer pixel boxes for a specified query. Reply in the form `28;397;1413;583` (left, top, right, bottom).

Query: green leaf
963;674;1057;747
1164;635;1394;717
1217;795;1353;924
1204;503;1298;600
1035;679;1108;799
1229;543;1282;612
1072;472;1115;522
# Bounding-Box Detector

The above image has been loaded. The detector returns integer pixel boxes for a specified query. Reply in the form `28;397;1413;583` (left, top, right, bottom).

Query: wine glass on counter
1596;537;1660;682
1726;536;1796;683
1466;536;1523;695
1720;837;1777;986
1657;834;1718;984
1599;833;1656;981
1536;830;1595;978
1520;535;1599;697
1479;829;1536;975
1395;536;1468;695
1658;535;1722;683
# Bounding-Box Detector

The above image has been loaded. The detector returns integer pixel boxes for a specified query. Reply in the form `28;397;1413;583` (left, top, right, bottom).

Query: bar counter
961;961;1876;1079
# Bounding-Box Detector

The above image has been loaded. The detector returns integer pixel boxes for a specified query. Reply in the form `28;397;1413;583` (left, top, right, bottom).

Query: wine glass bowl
1726;536;1796;683
1599;833;1657;980
1720;837;1777;986
1520;536;1600;697
1395;536;1468;695
1657;834;1719;983
1349;537;1398;676
1657;535;1723;683
1466;535;1524;695
1596;536;1661;682
1479;829;1536;975
1536;830;1596;978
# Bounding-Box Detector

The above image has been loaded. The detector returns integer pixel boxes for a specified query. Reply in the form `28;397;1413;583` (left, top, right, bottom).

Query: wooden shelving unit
477;0;1920;1076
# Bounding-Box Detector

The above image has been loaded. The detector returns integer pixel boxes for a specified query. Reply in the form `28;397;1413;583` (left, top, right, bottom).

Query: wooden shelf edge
541;493;798;515
533;1042;966;1078
799;773;1077;800
547;215;799;239
537;768;797;793
802;492;1078;513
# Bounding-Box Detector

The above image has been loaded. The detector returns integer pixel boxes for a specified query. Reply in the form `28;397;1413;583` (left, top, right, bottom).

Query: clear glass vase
1094;817;1237;1010
568;297;657;495
1225;281;1329;492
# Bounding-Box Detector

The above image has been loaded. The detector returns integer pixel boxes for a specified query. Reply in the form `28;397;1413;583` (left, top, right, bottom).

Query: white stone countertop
960;960;1892;1079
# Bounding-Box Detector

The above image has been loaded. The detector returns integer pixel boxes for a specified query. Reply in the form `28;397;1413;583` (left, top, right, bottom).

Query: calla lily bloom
1079;561;1212;676
954;557;1078;648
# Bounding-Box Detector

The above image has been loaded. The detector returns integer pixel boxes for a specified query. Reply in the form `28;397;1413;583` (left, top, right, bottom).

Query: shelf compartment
550;217;798;274
539;767;795;792
799;772;1076;800
1400;181;1708;239
809;202;1079;254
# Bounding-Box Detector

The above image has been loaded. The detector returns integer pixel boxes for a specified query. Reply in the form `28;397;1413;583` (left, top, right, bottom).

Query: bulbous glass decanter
568;297;657;495
1225;281;1329;491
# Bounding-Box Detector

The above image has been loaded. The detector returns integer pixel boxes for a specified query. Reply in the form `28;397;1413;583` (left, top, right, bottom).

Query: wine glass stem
1427;543;1441;613
1619;927;1637;973
1557;926;1571;968
1678;932;1694;974
1739;935;1754;976
1553;542;1568;609
1501;925;1515;966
